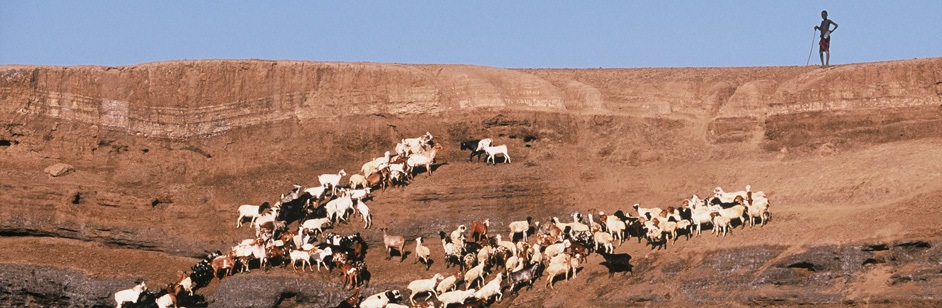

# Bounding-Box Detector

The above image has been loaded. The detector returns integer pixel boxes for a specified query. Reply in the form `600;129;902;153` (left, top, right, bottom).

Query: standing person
814;10;839;67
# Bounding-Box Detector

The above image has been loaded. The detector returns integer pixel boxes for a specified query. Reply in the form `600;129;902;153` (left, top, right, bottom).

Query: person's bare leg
825;51;830;67
819;51;825;67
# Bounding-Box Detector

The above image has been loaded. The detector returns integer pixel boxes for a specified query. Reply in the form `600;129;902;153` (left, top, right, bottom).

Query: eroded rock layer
1;58;941;306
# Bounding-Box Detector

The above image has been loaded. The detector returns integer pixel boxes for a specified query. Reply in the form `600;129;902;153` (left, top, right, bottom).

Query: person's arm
830;20;838;32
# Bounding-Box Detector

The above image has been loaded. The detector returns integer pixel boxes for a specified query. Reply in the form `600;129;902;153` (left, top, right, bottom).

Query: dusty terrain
1;58;941;307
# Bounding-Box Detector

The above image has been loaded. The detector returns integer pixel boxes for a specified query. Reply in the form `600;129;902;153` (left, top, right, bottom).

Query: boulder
44;163;75;177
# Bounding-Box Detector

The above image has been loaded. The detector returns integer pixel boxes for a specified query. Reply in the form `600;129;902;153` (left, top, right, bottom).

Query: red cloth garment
819;37;830;52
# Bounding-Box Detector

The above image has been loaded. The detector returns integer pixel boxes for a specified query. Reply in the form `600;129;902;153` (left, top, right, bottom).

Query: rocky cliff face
3;59;939;145
1;59;941;306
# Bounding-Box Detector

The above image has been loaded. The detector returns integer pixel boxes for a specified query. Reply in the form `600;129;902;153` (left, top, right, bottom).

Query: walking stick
806;29;818;66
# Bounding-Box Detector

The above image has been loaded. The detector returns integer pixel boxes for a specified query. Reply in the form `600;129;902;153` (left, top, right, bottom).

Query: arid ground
2;58;941;307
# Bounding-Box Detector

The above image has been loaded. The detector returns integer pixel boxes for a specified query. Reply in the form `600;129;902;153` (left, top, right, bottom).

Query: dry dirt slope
0;58;941;306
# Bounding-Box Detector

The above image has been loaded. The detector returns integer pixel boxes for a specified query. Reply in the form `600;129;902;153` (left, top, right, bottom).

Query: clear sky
1;1;940;68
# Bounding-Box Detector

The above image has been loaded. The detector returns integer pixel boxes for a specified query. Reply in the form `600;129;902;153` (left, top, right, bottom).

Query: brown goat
381;228;406;262
534;233;556;247
339;263;361;289
470;219;490;243
366;170;387;192
211;254;235;280
567;242;589;263
539;220;564;243
335;287;361;308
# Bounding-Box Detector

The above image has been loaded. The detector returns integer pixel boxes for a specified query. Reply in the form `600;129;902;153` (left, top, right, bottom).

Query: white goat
689;194;706;210
746;194;772;226
388;163;407;186
289;248;312;271
642;219;666;249
437;272;462;295
176;273;194;295
300;217;332;236
710;201;746;227
601;212;627;243
356;199;372;229
292;230;310;249
407;273;443;304
476;245;493;268
441;234;460;268
690;206;714;236
494;234;517;256
303;186;328;201
318;169;347;195
529;244;543;265
475;272;504;302
252;207;280;237
632;203;662;220
475;138;492;152
155;292;176;308
232;242;267;272
362;151;391;175
395;142;410;157
238;238;260;246
347;187;372;201
406;144;441;178
483;144;511;164
543;239;571;260
415;237;432;269
712;213;732;237
325;195;354;223
552;216;588;236
507;217;532;242
438;289;476;307
550;216;573;231
657;219;679;242
714;185;751;203
349;174;368;189
505;255;522;274
389;162;406;174
359;290;403;308
404;132;434;153
593;231;615;254
544;254;572;289
313;247;333;271
450;225;467;245
114;281;147;308
235;203;271;228
464;261;487;290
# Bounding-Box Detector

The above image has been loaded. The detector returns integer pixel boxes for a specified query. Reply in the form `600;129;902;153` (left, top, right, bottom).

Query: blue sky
1;1;940;68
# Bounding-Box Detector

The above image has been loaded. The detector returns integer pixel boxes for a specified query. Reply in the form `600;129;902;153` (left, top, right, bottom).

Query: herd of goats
113;132;772;307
